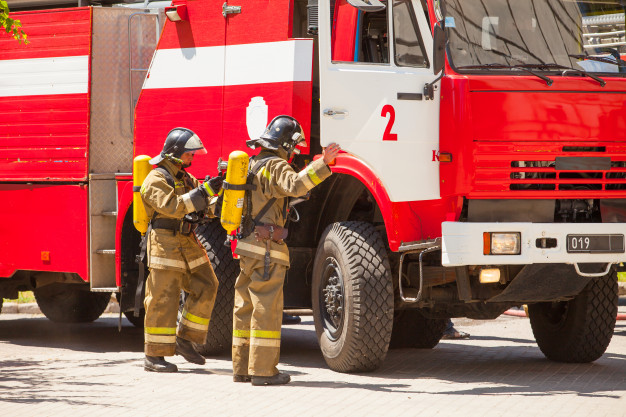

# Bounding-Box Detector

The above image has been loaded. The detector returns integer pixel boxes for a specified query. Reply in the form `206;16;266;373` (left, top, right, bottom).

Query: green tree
1;0;28;43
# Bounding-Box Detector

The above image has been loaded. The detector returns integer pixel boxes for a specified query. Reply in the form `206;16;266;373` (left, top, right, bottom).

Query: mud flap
488;264;591;303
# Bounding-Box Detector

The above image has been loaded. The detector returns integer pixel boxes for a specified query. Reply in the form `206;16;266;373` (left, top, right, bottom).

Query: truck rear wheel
312;221;394;373
193;220;238;356
34;283;111;323
389;309;447;349
528;269;618;363
123;310;145;328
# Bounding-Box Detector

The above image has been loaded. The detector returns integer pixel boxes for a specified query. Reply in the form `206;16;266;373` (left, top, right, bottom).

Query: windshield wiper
520;63;605;87
456;64;553;86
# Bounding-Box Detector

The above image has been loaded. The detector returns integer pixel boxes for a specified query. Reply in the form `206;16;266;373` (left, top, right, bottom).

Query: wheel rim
540;301;569;329
319;257;345;341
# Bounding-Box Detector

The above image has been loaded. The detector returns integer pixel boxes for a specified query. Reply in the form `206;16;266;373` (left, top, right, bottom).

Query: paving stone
0;304;625;416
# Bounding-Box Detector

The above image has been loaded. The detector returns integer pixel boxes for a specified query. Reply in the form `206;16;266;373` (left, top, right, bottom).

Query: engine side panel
0;184;89;279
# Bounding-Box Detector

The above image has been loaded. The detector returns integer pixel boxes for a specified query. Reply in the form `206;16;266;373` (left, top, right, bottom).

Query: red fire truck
1;0;625;372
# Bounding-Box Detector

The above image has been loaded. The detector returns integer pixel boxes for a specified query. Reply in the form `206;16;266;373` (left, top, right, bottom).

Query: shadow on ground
0;315;143;353
1;315;625;401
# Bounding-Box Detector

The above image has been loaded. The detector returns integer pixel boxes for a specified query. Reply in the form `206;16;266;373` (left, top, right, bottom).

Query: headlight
483;232;521;255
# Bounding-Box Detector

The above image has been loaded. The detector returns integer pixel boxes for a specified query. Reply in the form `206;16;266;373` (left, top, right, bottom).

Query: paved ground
1;306;625;416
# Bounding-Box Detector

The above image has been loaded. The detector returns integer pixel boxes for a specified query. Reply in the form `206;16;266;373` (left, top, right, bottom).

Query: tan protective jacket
234;150;332;266
140;159;215;272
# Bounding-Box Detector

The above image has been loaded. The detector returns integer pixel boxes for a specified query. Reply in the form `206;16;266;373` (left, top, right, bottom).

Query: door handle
323;109;348;117
222;2;241;17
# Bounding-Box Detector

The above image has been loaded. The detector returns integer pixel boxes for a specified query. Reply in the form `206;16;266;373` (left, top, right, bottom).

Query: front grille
472;142;626;197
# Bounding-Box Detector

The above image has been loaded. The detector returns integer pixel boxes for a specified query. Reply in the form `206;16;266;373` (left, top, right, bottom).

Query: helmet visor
183;133;207;154
292;130;307;148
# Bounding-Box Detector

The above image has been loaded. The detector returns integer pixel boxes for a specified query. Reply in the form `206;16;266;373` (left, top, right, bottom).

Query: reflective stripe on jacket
234;150;332;266
141;159;212;271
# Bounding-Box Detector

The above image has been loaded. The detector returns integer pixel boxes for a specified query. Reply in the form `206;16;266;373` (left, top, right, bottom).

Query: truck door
319;0;440;203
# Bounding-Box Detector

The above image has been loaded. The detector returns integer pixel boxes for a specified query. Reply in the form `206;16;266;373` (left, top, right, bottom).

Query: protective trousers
232;255;287;377
144;262;218;356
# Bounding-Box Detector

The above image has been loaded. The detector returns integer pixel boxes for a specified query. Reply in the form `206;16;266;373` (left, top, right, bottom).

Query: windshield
443;0;626;75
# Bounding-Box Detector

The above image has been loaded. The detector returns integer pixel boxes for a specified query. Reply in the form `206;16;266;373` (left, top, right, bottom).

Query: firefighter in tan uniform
140;127;223;373
231;115;340;385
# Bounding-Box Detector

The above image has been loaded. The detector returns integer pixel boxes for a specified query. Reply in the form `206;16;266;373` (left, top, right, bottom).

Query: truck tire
389;309;447;349
123;310;145;328
193;220;238;356
114;292;145;328
528;269;618;363
34;284;111;323
312;221;394;372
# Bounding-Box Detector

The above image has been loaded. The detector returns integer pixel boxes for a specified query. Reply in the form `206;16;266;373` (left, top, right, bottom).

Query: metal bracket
398;245;441;303
222;2;242;17
573;262;615;278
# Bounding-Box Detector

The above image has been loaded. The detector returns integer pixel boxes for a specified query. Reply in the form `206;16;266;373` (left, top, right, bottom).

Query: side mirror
307;0;318;35
433;24;446;75
165;5;188;22
347;0;386;12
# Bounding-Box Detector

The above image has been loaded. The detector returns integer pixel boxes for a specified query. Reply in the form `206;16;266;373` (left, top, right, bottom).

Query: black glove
196;183;209;198
203;175;224;195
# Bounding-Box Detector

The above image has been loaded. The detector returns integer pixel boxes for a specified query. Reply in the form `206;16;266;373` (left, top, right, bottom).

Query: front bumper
441;222;626;266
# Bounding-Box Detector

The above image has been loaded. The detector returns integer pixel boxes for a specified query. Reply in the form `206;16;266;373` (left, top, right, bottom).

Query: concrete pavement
0;308;625;416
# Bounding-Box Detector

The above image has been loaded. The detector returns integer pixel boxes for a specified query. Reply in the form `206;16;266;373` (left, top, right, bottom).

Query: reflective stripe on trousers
232;255;287;377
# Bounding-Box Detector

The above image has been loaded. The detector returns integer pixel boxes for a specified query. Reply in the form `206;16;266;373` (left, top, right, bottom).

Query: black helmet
149;127;206;165
246;115;307;156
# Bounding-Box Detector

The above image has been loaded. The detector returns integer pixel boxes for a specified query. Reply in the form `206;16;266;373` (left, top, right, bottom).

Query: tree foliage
1;0;28;43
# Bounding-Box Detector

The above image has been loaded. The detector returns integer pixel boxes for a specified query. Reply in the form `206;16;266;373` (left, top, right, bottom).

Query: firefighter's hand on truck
323;143;341;165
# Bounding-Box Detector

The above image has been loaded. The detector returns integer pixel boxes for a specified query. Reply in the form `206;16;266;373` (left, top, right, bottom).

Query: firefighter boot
175;337;206;365
251;372;291;386
144;356;178;373
233;374;252;383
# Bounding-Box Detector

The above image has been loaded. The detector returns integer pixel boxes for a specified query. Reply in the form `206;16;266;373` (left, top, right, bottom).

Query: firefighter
140;127;223;372
231;115;340;385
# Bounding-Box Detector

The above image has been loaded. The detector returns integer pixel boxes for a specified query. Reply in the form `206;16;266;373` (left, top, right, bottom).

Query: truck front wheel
528;269;618;363
312;221;394;373
34;283;111;323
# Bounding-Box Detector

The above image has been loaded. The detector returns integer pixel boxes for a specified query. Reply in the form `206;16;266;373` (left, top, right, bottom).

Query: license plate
566;234;625;253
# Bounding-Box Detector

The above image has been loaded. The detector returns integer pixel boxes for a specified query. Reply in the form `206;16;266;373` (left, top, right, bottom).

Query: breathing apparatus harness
134;166;209;317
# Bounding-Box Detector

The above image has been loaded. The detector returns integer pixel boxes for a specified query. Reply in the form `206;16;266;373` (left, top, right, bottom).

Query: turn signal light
438;152;452;162
483;232;521;255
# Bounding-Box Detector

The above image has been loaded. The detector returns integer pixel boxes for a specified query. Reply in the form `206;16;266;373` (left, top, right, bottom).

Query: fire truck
1;0;625;372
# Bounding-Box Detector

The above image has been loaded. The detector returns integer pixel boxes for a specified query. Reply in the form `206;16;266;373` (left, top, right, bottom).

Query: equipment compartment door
134;2;227;178
319;0;440;203
221;0;314;156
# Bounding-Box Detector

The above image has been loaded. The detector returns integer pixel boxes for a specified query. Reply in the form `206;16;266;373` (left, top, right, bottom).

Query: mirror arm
424;73;444;101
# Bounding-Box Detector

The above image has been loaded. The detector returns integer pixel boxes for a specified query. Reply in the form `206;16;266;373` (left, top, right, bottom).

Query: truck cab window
393;0;429;67
359;9;389;63
331;1;389;64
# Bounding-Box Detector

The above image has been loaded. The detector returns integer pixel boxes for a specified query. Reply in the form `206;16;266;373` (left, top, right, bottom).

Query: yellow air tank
221;150;249;234
133;155;153;235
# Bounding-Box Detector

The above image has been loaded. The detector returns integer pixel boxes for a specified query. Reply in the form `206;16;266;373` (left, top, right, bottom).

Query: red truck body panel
134;0;313;180
439;75;626;200
0;8;92;182
0;184;88;279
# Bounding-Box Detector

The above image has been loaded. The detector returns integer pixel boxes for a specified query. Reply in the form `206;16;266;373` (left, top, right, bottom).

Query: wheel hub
320;258;344;340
